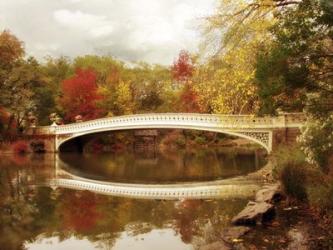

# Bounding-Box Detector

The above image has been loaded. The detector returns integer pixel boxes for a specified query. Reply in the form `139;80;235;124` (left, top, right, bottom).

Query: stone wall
272;127;301;150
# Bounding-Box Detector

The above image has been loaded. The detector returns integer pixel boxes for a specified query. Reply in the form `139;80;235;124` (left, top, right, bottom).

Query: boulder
199;241;231;250
255;184;283;203
220;226;251;243
232;201;275;225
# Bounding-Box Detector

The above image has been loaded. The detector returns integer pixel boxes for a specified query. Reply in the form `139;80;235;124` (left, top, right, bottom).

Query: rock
220;226;251;243
287;228;309;250
255;184;283;203
232;201;275;225
199;241;231;250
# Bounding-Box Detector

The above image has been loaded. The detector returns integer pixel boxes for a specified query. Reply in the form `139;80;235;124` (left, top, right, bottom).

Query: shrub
271;146;310;201
308;180;333;213
12;140;29;154
279;162;308;201
271;145;306;179
298;115;333;172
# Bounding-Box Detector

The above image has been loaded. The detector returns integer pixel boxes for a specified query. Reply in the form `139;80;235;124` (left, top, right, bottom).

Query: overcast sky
0;0;217;65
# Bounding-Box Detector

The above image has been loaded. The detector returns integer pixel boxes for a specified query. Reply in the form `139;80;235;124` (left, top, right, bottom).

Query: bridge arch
56;125;271;153
32;113;305;153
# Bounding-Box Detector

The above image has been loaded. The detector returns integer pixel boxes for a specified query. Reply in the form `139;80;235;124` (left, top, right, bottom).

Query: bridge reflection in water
50;154;265;200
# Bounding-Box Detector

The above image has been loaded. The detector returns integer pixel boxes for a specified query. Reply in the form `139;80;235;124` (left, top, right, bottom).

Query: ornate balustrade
39;113;305;135
32;113;305;153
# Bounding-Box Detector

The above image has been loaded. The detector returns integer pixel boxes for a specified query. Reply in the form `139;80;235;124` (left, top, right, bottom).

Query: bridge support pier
272;128;301;151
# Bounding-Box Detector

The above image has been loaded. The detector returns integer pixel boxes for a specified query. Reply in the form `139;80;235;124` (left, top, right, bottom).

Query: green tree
1;57;47;130
0;30;25;131
0;30;24;69
255;0;332;114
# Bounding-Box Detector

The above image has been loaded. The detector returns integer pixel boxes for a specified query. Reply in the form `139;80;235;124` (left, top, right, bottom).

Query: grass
272;145;333;215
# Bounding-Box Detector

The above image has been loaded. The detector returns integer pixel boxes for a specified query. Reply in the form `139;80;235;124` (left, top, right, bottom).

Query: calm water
59;149;266;183
0;148;266;250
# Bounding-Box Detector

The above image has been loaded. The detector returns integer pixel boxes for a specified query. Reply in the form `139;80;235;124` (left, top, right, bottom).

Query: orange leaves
60;68;104;122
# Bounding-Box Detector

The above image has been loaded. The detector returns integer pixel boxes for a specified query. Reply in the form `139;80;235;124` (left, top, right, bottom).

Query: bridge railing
26;126;55;135
284;112;307;126
32;113;305;135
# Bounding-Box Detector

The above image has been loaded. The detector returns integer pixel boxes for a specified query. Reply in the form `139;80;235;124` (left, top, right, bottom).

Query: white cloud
53;9;113;37
0;0;217;64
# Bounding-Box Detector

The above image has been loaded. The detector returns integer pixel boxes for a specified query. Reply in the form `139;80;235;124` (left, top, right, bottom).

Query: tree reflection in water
0;154;249;249
59;148;266;184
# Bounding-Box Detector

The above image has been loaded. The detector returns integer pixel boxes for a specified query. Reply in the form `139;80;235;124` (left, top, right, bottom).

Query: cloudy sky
0;0;217;65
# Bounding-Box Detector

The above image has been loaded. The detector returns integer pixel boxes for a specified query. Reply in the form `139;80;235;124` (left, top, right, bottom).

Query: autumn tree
171;50;194;82
73;55;124;86
179;83;202;113
113;80;135;115
1;56;49;131
60;68;104;122
0;31;55;132
255;0;333;115
253;0;333;170
171;50;202;112
36;57;74;125
129;63;169;112
197;0;273;114
203;0;299;55
139;83;163;112
194;43;259;114
0;30;24;69
0;30;25;130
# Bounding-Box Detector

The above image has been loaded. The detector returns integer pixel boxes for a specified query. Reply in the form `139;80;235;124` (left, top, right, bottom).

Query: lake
0;148;266;250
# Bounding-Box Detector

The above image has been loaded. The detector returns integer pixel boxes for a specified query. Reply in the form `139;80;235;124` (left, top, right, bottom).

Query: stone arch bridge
29;113;305;153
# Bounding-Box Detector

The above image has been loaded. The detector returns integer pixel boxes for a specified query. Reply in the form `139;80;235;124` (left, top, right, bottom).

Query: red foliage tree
0;107;17;137
179;83;202;112
60;68;104;122
171;50;194;82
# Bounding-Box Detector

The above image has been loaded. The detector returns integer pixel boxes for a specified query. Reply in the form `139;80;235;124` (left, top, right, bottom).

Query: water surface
0;148;265;249
59;148;266;184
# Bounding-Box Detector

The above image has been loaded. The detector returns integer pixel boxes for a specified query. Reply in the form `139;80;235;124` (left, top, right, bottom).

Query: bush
298;115;333;172
271;146;310;201
308;180;333;213
280;163;308;201
12;140;29;154
271;145;306;179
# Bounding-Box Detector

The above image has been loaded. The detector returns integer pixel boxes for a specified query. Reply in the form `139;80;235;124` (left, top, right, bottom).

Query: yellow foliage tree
195;0;276;114
114;81;135;115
